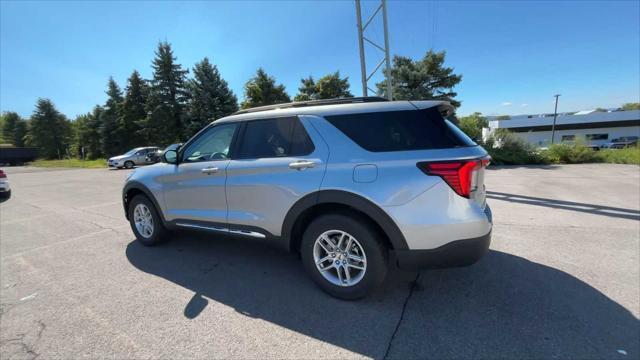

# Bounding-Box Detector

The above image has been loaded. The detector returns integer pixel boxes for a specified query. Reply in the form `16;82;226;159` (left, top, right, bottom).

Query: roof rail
234;96;388;115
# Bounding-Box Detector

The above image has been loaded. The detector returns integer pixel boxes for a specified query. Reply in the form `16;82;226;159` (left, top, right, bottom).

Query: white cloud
521;103;528;107
501;102;512;106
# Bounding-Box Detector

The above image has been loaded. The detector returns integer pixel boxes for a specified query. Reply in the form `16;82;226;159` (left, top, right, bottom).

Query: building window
561;135;575;142
586;134;608;140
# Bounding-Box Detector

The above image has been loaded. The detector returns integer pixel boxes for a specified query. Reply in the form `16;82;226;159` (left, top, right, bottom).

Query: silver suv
108;147;160;169
122;98;492;299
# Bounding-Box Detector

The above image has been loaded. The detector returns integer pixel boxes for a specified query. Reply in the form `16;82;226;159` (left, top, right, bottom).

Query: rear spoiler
407;100;454;118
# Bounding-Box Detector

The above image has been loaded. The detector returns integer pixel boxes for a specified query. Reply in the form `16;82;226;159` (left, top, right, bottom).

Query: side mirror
163;149;178;164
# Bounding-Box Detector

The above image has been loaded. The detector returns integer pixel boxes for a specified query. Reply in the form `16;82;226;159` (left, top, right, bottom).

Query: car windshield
124;148;139;156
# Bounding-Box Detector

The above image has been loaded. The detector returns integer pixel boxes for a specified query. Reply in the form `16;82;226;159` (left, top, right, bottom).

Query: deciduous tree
1;112;27;146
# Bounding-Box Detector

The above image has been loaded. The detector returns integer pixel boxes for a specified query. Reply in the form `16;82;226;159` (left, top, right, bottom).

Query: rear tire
128;195;169;246
301;213;388;300
124;161;134;169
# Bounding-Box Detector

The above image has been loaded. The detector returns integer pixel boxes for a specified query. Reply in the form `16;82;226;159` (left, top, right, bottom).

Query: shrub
483;129;549;165
599;146;640;165
544;140;602;164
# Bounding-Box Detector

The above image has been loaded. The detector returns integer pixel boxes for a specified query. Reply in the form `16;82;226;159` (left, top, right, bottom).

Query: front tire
128;195;169;246
124;161;134;169
301;213;388;300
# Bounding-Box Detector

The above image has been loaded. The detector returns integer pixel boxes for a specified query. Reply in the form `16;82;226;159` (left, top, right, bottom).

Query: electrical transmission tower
355;0;393;100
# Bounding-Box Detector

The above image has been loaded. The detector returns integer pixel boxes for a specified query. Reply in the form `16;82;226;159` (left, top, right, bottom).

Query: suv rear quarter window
325;107;476;152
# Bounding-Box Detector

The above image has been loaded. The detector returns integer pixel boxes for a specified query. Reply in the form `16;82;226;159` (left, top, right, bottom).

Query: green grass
31;158;107;169
598;146;640;165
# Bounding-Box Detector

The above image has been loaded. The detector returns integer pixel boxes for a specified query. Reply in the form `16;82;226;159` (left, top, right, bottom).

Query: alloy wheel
313;230;367;287
133;203;154;238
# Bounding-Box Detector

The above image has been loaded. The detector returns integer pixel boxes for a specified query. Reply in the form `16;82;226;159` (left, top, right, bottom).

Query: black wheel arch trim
122;181;167;225
281;190;409;252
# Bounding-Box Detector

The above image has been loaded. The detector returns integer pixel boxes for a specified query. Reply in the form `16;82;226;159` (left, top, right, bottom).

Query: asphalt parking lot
1;164;638;359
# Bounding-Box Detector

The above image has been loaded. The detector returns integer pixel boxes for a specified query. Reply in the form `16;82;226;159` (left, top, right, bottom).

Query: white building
484;109;640;148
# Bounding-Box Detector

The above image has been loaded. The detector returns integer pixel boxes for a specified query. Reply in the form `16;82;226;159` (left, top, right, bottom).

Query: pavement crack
383;272;420;360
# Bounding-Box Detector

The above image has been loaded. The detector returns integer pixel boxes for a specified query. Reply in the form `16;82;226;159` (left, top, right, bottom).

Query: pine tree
1;112;27;146
184;57;238;137
120;70;148;149
144;41;189;144
25;99;71;159
86;106;104;158
100;77;123;156
294;76;316;101
240;68;290;109
293;72;353;101
376;50;462;108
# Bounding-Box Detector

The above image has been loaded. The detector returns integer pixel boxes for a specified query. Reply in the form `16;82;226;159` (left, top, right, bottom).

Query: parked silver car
108;147;159;169
122;98;493;299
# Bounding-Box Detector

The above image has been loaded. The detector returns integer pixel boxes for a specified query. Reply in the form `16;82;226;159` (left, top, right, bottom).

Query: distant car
145;144;183;164
145;149;163;164
601;136;639;149
108;147;159;169
0;169;11;201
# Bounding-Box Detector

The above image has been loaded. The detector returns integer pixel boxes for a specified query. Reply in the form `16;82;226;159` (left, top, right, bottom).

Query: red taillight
417;157;490;198
0;170;5;179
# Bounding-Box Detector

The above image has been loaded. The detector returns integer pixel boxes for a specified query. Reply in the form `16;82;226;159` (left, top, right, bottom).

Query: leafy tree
458;112;488;141
1;112;27;146
621;103;640;111
143;41;189;144
184;57;238;137
100;77;123;157
120;70;148;150
25;98;71;159
376;50;462;108
294;76;316;101
595;107;608;112
294;72;353;101
496;115;511;120
241;68;290;109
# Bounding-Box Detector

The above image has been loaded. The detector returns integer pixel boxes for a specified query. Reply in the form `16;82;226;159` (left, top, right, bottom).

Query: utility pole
355;0;393;100
551;94;561;145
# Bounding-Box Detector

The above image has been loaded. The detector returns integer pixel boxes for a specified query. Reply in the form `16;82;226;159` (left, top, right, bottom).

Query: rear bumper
394;230;491;271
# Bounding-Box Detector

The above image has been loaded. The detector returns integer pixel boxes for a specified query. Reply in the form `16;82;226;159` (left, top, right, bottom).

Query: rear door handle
201;167;219;174
289;160;316;170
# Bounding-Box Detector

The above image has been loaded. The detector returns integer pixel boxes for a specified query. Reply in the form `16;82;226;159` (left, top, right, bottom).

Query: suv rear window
325;107;476;152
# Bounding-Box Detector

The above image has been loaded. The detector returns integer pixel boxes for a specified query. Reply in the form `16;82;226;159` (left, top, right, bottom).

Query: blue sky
1;0;639;118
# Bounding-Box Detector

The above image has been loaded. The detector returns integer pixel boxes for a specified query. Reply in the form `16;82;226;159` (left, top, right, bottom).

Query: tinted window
325;107;476;152
182;123;238;162
586;134;608;140
237;117;314;159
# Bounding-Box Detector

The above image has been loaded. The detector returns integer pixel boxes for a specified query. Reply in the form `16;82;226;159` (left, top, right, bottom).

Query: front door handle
201;167;219;174
289;160;316;170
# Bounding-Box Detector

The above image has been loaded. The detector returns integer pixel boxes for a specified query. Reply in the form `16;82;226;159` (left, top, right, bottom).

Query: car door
162;123;240;227
134;149;147;164
225;116;329;237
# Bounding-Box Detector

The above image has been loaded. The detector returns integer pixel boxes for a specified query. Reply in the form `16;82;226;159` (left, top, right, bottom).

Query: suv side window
181;123;239;163
236;117;314;159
